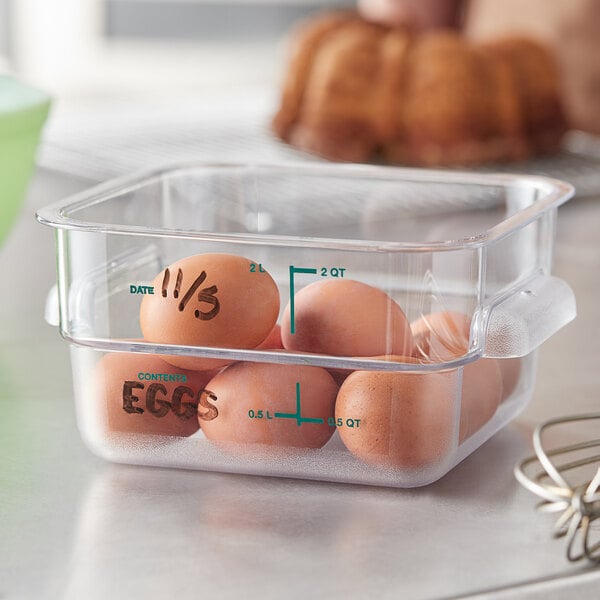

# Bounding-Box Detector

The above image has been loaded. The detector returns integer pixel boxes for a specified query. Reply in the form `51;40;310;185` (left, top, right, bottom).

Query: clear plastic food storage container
37;164;576;487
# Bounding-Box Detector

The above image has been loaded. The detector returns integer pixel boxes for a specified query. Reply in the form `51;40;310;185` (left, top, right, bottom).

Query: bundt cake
272;11;567;166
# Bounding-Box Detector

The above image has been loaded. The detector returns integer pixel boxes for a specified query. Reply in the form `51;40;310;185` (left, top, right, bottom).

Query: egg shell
411;310;521;401
140;253;280;370
496;357;522;400
200;362;338;449
411;311;472;361
281;279;414;357
94;352;213;436
162;355;235;372
255;324;284;350
459;358;503;442
335;358;459;468
411;311;503;440
328;368;352;386
328;353;430;386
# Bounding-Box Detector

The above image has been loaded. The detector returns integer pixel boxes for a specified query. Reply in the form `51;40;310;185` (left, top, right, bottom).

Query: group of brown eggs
95;253;520;469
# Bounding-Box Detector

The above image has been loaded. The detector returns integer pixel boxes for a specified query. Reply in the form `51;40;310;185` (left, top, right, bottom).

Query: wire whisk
515;413;600;563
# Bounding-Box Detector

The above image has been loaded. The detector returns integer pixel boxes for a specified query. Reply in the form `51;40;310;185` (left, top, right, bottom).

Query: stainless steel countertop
1;167;599;600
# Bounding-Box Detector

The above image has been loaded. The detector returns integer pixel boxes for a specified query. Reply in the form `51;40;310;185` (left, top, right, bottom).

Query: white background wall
2;0;353;96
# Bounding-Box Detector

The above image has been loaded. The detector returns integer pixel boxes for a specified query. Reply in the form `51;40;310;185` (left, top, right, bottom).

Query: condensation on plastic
37;163;576;487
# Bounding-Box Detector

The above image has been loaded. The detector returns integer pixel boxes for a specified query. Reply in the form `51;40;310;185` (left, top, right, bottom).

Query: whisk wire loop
515;412;600;563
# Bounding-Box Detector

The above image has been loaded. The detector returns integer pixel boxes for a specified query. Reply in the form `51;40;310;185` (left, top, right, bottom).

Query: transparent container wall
57;228;482;349
54;166;549;358
70;345;536;488
483;209;555;298
39;164;575;487
63;167;522;242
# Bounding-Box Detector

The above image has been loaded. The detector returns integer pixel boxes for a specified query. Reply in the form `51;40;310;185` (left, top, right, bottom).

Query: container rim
36;162;575;252
65;335;486;372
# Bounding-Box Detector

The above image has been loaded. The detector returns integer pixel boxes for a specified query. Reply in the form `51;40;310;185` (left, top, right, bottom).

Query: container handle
484;274;576;358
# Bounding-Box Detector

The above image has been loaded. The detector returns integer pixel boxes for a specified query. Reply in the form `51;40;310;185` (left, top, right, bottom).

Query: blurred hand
358;0;465;29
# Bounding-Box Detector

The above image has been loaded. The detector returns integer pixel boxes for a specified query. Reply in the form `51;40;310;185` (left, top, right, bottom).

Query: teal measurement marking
289;265;317;334
274;382;324;426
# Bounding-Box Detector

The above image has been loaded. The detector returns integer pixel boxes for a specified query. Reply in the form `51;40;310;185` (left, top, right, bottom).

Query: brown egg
496;357;522;400
411;310;522;401
200;362;338;448
335;358;459;468
140;254;280;370
94;352;213;436
255;324;284;349
459;358;503;442
280;279;414;357
328;368;352;387
329;353;425;387
411;311;472;361
411;311;504;440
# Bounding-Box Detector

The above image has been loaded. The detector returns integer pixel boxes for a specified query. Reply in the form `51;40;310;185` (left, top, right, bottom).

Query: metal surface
1;162;600;598
516;414;600;563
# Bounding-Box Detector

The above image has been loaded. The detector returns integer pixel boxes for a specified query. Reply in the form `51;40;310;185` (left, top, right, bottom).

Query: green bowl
0;76;51;245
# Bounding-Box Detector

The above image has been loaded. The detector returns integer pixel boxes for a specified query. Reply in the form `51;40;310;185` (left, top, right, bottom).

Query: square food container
37;163;576;487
